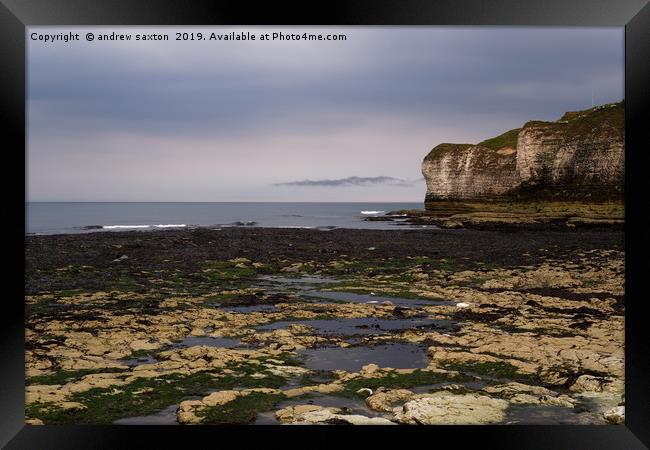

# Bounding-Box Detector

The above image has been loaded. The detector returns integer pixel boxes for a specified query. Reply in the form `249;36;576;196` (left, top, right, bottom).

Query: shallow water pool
258;317;456;336
113;404;180;425
299;343;429;372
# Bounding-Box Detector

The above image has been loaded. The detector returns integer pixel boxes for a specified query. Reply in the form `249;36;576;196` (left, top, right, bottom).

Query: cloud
274;176;420;187
28;27;624;141
27;27;623;201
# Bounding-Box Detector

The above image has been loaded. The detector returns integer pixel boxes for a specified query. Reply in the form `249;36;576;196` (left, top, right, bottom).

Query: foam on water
275;226;315;229
102;224;186;229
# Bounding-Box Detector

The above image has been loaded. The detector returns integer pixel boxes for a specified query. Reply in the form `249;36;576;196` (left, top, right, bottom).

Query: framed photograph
2;0;648;447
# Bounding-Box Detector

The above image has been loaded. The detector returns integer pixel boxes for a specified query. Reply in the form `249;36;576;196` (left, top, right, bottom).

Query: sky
27;27;624;202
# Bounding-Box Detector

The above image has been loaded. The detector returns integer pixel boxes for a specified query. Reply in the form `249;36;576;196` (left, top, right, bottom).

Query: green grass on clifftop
478;128;521;150
523;101;623;136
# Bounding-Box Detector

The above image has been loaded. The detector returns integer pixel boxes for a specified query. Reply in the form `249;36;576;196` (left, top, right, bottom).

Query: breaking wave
276;226;315;229
101;224;187;229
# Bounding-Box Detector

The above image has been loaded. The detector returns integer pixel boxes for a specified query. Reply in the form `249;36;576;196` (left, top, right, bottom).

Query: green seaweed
200;261;258;279
196;392;285;424
26;368;128;386
440;360;536;383
26;362;291;424
341;369;469;396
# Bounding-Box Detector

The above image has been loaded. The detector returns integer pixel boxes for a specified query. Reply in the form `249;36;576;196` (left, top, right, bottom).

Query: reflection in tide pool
113;404;180;425
299;343;429;372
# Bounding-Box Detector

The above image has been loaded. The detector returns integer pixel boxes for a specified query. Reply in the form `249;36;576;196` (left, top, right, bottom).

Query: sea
26;202;428;235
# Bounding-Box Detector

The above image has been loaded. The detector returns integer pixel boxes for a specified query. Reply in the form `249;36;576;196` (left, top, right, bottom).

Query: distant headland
422;101;624;206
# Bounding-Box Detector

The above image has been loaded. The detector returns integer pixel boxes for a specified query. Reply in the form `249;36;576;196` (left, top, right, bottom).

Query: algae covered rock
366;389;415;412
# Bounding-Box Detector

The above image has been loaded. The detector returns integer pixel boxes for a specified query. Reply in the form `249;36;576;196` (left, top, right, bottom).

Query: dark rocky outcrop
422;102;624;206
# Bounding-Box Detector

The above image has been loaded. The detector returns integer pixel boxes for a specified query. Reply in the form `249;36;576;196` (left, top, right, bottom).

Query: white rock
336;415;396;425
393;393;508;425
603;406;625;424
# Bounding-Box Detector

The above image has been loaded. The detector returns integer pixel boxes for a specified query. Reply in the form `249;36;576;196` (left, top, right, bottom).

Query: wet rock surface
25;227;623;425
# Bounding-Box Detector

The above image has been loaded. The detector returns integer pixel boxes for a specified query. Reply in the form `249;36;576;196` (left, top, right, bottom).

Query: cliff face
422;102;624;205
422;144;520;200
515;103;624;199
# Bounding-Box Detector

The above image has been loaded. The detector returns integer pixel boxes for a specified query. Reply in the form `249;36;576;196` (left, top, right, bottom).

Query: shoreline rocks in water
365;200;624;230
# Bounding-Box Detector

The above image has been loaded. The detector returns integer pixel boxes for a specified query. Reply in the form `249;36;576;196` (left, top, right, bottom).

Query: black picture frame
2;0;648;448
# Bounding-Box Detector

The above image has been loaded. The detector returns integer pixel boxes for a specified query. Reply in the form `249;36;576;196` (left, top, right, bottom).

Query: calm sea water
26;202;427;235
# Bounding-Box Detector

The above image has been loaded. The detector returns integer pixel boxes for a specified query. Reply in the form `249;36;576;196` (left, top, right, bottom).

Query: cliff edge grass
423;127;521;161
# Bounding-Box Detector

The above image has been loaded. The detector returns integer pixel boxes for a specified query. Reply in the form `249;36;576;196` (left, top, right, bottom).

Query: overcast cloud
27;27;623;202
274;176;417;187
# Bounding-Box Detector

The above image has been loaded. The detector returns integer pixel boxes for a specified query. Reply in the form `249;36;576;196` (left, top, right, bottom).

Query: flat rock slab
393;392;508;425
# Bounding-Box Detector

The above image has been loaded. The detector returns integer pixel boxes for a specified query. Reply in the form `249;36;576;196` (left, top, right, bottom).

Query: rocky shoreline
25;226;624;425
365;200;624;230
